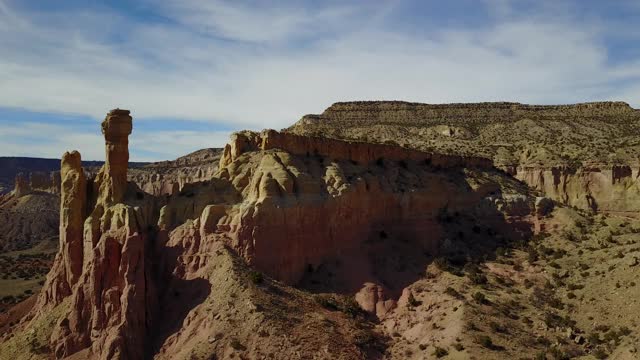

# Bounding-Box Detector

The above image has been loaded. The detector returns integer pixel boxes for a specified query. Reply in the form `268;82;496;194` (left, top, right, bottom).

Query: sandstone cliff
0;109;538;359
8;172;61;197
288;101;640;212
128;148;221;196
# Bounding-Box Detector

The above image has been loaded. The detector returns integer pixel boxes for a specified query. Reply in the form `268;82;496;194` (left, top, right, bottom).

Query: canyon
0;102;638;359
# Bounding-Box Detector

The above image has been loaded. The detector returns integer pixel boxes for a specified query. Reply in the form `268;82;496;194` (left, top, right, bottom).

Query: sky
0;0;638;161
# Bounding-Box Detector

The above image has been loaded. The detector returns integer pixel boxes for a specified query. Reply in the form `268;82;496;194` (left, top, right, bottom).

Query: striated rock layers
9;171;61;197
13;112;534;358
288;101;640;213
128;148;222;196
31;109;157;359
514;165;640;213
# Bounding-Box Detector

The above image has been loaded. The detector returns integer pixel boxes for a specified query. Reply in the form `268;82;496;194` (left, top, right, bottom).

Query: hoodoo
99;109;133;204
31;109;151;359
2;102;638;359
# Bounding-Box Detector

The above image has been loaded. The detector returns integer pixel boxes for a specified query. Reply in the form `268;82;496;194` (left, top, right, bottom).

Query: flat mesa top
325;100;635;110
108;108;131;116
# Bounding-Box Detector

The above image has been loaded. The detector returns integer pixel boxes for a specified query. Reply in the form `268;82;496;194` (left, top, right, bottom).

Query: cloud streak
0;0;638;160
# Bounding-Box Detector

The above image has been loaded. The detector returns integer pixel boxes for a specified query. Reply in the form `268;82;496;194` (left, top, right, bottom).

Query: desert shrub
468;271;487;285
543;312;575;329
433;257;450;271
432;346;448;358
549;346;570;360
567;283;584;291
353;330;377;349
249;271;264;284
444;287;462;299
476;335;493;348
618;326;632;336
407;293;421;307
524;278;534;288
531;286;564;310
531;232;550;242
489;321;507;333
230;339;246;351
495;247;508;257
552;249;567;259
534;351;546;360
464;263;487;285
592;348;608;359
342;296;364;318
472;292;487;304
315;294;339;311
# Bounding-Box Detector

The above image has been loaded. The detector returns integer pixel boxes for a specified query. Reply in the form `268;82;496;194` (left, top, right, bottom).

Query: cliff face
30;110;157;359
0;147;220;263
9;172;61;197
1;112;536;358
289;101;640;213
128;148;221;196
159;128;533;323
514;165;640;213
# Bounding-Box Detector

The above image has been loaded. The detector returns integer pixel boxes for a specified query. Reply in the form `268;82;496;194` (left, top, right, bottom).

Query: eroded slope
288;101;640;212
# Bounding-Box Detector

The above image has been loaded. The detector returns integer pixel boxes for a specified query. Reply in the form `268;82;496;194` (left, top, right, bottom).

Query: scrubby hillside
378;206;639;359
1;106;638;360
288;101;640;212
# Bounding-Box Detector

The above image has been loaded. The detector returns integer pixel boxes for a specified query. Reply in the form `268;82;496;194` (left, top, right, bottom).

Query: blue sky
0;0;639;161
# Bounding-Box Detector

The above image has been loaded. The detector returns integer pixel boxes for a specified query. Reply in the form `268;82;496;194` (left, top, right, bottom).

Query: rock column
59;151;87;288
100;109;132;204
12;173;30;197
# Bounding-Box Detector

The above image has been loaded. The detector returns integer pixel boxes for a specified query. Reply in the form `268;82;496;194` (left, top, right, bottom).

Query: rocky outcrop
12;174;30;197
41;151;86;305
10;115;535;358
197;130;527;285
29;110;156;359
516;165;640;212
96;109;133;205
296;101;637;127
220;129;493;170
129;148;221;196
288;101;640;213
9;171;61;197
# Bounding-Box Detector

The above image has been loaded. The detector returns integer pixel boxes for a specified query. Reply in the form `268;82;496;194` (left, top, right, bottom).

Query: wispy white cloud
0;0;638;160
152;0;370;44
